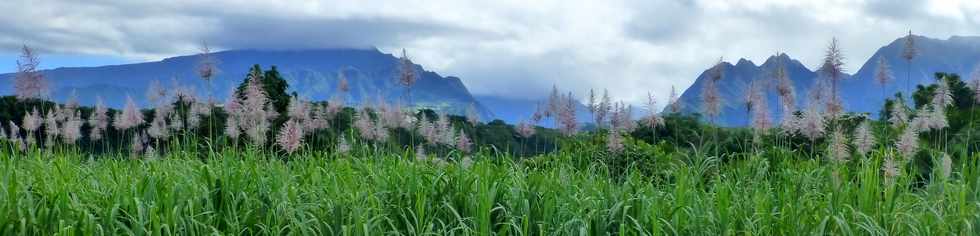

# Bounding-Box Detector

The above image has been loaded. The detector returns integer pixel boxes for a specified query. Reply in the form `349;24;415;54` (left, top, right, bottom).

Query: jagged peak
760;52;812;72
735;58;756;68
761;53;791;65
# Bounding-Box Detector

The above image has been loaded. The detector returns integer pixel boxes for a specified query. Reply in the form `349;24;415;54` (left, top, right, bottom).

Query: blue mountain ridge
0;48;493;118
674;35;980;127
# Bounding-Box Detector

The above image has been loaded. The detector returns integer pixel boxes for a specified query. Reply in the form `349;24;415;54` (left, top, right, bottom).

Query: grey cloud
204;15;495;51
624;0;701;43
863;0;928;20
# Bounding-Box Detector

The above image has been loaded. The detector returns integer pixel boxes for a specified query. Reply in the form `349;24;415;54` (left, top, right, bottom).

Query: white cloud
1;0;979;108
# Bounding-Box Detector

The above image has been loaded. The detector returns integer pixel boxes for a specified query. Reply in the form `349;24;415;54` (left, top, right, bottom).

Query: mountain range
3;35;978;127
0;48;493;118
673;35;980;127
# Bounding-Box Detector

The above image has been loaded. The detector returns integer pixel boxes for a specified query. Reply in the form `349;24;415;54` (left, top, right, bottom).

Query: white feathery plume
819;38;846;107
8;121;24;151
307;104;329;132
146;79;166;105
744;80;759;115
882;155;900;186
908;113;930;133
888;101;909;128
969;63;980;103
826;127;850;163
750;84;772;131
94;96;109;118
187;102;209;130
170;77;197;103
516;119;536;138
774;62;796;114
853;121;876;155
88;97;110;137
546;85;560;118
147;113;169;139
397;49;418;90
610;102;635;133
780;110;801;136
354;110;376;141
606;131;624;154
895;127;919;161
701;79;722;120
23;108;41;133
337;71;350;93
460;156;474;169
43;109;59;147
65;89;80;110
643;92;664;130
287;96;311;123
372;121;390;142
114;95;145;130
224;116;240;140
932;77;953;109
455;130;472;153
926;107;948;131
902;31;917;61
130;132;145;158
419;117;437;144
276;119;304;154
381;100;408;129
940;153;952;179
799;104;826;141
14;45;48;101
197;42;218;81
240;70;274;145
808;78;828;107
169;113;184;131
466;102;481;125
824;95;844;119
23;111;40;146
324;100;343;121
595;90;612;128
668;85;681;114
587;89;597;114
436;113;455;146
223;93;243;138
557;92;578;136
61;111;82;144
337;136;351;154
875;56;893;88
531;102;545;124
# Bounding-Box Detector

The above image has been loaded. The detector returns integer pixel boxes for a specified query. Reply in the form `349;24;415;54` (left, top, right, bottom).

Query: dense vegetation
3;135;980;235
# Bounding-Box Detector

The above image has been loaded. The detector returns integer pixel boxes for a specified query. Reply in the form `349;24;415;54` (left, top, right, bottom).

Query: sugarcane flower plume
276;119;304;154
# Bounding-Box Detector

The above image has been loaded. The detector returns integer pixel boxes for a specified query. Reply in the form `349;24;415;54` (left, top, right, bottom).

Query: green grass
1;140;979;235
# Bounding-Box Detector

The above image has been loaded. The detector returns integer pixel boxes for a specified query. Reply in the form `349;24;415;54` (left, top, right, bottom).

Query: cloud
1;0;980;109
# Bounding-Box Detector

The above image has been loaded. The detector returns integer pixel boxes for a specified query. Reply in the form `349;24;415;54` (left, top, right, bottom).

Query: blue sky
0;53;133;72
2;0;980;104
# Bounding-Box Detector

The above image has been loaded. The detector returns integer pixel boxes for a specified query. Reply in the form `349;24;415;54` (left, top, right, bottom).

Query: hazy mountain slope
0;48;492;117
675;35;980;127
673;54;816;126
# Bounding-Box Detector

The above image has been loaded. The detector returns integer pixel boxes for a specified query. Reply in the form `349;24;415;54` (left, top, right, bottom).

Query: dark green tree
235;65;293;116
912;73;973;110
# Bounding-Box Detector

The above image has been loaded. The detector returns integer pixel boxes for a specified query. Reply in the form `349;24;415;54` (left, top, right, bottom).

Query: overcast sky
2;0;979;105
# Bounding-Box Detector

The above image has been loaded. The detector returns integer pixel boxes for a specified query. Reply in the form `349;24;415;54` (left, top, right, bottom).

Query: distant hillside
843;35;980;114
673;54;816;126
0;48;492;118
474;95;592;126
674;35;980;127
